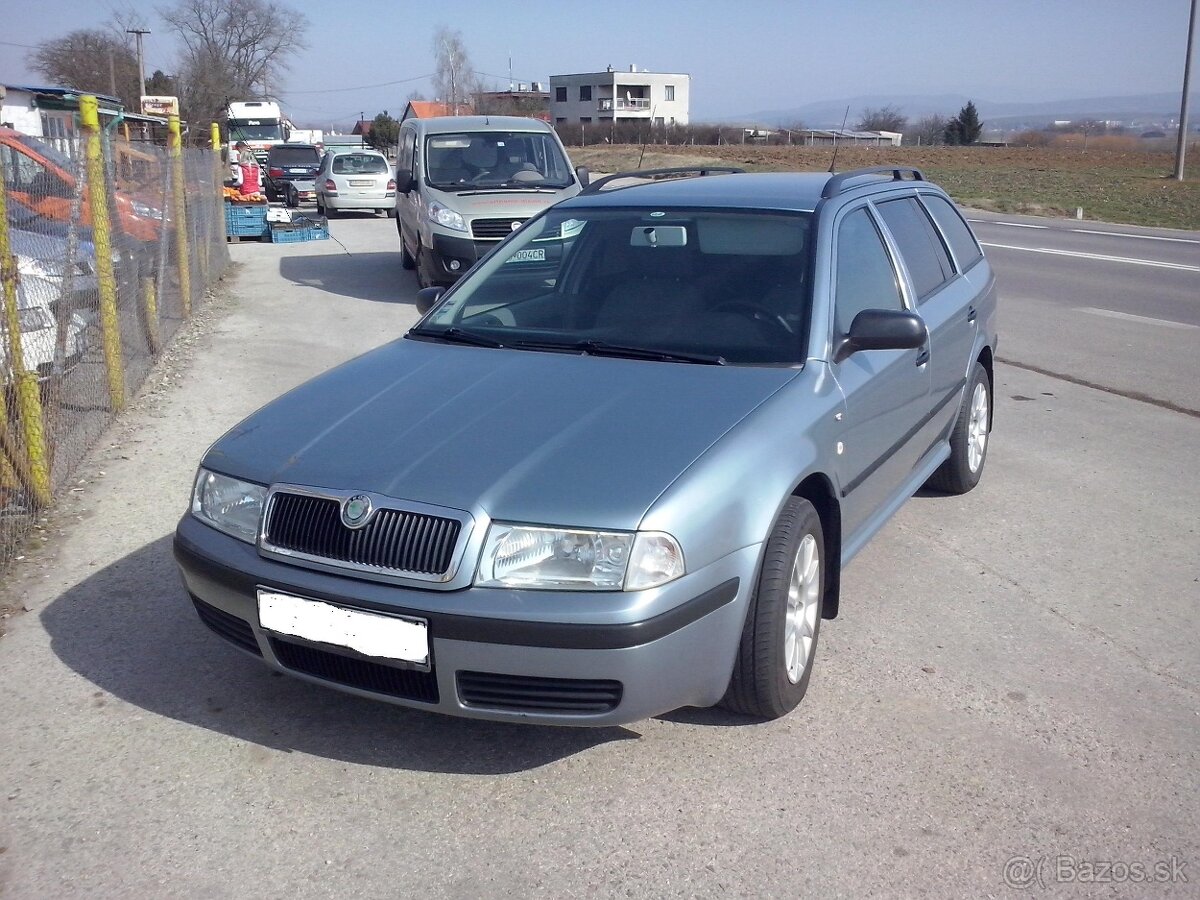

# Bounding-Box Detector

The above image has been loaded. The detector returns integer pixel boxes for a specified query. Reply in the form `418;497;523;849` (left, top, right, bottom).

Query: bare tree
912;114;948;146
29;30;141;108
160;0;308;124
856;104;907;133
432;27;478;115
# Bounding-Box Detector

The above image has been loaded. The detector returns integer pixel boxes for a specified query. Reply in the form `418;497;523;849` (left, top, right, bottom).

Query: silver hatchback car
175;166;997;726
315;148;396;218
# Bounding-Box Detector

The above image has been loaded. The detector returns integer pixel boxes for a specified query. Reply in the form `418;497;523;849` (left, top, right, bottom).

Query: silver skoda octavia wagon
175;165;998;726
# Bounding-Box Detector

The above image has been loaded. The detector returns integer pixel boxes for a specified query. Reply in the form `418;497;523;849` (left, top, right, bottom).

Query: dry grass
570;144;1200;230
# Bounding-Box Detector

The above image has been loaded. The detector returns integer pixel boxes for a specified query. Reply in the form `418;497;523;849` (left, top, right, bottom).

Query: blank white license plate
505;247;546;263
258;590;428;664
349;179;375;186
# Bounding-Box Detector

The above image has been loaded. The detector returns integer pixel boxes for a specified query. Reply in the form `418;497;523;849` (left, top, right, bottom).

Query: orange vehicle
0;127;164;245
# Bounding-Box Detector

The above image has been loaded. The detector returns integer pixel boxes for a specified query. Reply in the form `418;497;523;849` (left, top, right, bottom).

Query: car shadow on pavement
41;535;639;773
279;251;416;305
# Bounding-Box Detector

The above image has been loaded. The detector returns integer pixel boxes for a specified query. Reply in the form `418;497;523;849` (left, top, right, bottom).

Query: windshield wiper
513;339;724;365
410;326;505;348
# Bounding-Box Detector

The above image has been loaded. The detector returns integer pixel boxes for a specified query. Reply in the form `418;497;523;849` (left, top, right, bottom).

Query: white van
394;116;588;287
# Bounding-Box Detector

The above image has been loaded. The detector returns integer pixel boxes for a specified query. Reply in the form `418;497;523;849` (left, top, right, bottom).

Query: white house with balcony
549;66;690;126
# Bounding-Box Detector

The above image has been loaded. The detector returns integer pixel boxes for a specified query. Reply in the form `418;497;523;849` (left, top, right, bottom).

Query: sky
0;0;1194;128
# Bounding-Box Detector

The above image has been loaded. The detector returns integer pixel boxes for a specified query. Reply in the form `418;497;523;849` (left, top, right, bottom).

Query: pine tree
945;101;984;145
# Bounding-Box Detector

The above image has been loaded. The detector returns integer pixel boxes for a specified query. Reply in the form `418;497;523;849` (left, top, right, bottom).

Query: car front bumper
173;514;756;726
427;234;502;284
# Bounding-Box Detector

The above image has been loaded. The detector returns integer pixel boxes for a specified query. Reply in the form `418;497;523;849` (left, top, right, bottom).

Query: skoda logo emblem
341;494;373;529
510;220;522;231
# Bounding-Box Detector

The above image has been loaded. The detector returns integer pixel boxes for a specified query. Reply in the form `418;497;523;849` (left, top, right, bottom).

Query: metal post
80;95;126;413
1174;0;1197;180
0;160;52;505
169;114;192;317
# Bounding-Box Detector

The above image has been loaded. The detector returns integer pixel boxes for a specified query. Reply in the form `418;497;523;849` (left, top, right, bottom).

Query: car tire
400;232;416;270
927;360;991;494
286;189;297;208
386;207;398;219
721;496;823;719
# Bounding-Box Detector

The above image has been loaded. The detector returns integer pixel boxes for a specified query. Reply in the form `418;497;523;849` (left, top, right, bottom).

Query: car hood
203;338;798;529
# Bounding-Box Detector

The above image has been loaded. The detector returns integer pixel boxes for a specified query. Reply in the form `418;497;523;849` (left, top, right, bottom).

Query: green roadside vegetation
568;144;1200;231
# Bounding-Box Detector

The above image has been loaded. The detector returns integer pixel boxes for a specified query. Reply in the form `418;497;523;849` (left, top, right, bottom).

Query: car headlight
132;201;164;221
191;468;267;543
426;200;466;232
476;523;684;591
16;255;67;279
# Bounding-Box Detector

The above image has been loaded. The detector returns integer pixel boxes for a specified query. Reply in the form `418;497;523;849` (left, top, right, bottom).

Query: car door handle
967;306;977;323
915;348;930;367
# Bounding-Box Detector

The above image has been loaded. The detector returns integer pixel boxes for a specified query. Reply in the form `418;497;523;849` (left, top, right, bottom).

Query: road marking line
1075;307;1198;330
980;242;1200;272
970;219;1200;244
968;220;1047;228
1069;229;1200;244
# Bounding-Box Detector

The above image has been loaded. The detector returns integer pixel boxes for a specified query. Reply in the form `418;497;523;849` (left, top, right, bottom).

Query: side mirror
394;168;413;193
835;309;926;362
575;165;590;188
415;286;445;314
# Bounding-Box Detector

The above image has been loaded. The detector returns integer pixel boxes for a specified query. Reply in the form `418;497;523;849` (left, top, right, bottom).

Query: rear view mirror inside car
630;225;687;247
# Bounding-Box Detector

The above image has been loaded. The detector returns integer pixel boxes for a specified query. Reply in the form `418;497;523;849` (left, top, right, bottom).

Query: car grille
471;217;528;239
271;639;439;703
457;671;623;714
191;595;262;656
264;492;461;577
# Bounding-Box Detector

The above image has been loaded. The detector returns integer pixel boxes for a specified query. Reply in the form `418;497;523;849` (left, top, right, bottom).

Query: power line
279;73;435;95
0;40;39;49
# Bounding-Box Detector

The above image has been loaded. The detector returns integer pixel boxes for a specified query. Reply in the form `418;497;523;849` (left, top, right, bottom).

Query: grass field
569;144;1200;231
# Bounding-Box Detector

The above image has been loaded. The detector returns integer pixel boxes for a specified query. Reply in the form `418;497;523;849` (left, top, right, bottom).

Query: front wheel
400;230;416;270
927;360;991;494
721;496;824;719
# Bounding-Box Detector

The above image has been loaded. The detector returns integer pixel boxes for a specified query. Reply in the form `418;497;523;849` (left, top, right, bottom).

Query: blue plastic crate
224;202;268;238
270;218;330;243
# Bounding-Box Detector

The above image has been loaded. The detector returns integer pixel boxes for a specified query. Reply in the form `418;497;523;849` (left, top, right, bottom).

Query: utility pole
126;28;151;110
1174;0;1197;180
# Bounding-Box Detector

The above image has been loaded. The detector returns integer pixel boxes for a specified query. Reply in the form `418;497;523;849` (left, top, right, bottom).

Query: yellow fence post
80;95;126;413
0;136;53;507
141;275;160;355
169;114;192;317
212;122;227;243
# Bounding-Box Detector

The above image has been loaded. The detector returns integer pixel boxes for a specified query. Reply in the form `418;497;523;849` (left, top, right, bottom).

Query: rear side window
834;207;904;336
921;194;983;271
875;197;953;301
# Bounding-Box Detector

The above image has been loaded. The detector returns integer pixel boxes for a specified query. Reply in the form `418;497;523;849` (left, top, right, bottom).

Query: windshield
269;146;320;167
331;153;389;174
414;207;813;366
424;131;574;190
228;122;283;141
14;134;75;171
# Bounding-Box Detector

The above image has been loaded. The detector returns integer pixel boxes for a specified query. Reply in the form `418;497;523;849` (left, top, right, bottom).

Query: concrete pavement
0;212;1196;898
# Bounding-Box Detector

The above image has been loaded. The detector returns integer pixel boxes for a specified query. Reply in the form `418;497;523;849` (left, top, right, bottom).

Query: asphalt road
965;210;1200;413
1;211;1197;898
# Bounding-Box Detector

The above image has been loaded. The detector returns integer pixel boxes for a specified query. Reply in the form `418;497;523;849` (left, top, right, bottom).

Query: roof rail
579;165;746;195
821;166;925;199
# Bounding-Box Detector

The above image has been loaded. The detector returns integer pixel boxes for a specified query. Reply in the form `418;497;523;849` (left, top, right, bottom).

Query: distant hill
723;92;1197;130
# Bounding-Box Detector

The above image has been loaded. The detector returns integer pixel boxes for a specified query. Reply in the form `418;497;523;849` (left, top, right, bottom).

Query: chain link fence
1;102;227;565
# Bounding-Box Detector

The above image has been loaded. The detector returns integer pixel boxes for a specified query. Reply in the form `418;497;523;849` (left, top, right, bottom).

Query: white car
1;229;92;379
314;149;396;218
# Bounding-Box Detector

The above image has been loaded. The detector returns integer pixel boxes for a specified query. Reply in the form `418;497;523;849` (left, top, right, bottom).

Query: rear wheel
721;496;824;719
927;360;991;494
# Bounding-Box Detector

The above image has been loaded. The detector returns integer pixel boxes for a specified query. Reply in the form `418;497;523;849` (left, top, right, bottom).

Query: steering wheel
709;301;794;339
